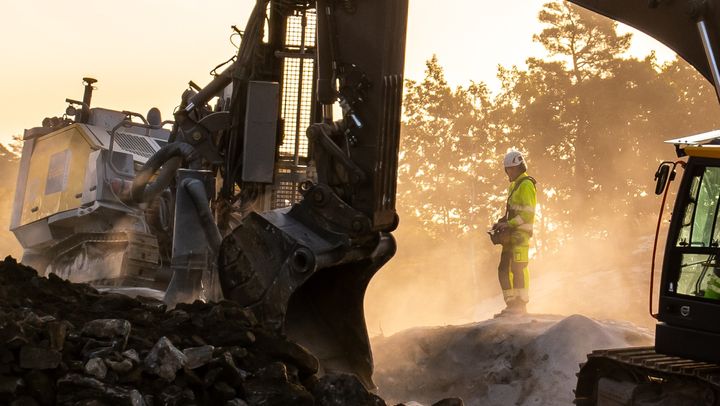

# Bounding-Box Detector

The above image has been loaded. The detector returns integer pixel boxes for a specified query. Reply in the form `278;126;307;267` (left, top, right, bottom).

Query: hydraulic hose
143;157;182;203
182;178;222;256
132;142;201;204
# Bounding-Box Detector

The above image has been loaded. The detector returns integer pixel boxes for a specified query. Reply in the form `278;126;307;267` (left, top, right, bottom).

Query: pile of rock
0;257;392;406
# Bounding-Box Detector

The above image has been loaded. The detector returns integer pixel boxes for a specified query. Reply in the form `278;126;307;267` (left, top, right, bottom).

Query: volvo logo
680;305;691;317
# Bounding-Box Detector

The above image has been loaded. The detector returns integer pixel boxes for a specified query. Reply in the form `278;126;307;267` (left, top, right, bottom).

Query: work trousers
498;233;530;304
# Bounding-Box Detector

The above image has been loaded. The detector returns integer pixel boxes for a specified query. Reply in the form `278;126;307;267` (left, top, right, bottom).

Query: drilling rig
11;0;407;389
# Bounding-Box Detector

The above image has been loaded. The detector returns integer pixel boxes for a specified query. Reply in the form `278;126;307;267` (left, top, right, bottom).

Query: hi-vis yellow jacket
507;172;537;236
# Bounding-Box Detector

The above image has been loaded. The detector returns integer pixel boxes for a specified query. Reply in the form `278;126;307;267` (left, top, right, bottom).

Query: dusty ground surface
373;313;653;406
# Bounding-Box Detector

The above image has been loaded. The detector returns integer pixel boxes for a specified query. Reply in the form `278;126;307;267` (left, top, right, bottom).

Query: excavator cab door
657;157;720;362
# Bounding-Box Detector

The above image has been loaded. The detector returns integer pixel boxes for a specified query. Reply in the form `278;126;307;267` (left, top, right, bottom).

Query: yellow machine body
19;124;96;226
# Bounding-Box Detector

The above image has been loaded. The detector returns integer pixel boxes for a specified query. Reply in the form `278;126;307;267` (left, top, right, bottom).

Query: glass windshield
672;165;720;300
672;253;720;299
676;166;720;248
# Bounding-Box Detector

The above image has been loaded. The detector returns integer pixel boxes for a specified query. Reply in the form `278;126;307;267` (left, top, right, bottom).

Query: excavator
569;0;720;404
9;0;720;402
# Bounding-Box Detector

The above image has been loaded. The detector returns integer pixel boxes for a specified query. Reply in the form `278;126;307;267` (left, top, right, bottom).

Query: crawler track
575;347;720;405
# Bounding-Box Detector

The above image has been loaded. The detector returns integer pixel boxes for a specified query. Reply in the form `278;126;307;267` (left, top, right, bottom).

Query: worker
492;150;536;316
704;268;720;300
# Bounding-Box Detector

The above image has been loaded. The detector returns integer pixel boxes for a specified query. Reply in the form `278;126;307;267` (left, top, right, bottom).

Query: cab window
676;167;720;248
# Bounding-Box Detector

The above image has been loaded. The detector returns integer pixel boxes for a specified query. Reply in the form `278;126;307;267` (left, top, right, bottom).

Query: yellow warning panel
684;146;720;159
21;124;95;225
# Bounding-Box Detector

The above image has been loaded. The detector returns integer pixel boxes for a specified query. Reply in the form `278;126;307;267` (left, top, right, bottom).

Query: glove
493;221;509;232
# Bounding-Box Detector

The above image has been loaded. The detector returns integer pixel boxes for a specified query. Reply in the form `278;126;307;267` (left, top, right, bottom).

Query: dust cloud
0;170;23;260
365;224;498;337
365;190;668;336
0;226;21;259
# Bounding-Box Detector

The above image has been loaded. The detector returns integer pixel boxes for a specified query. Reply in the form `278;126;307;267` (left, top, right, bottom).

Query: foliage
397;0;720;255
399;56;498;238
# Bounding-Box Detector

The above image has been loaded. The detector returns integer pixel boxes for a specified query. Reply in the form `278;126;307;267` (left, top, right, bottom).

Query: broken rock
183;345;214;370
311;373;385;406
47;321;70;351
81;319;131;342
0;257;409;405
122;349;140;364
56;373;143;406
144;337;187;381
19;346;61;370
85;357;108;379
253;330;318;378
106;358;134;374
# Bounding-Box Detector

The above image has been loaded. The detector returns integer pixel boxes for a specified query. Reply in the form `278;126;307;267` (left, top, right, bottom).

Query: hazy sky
0;0;676;145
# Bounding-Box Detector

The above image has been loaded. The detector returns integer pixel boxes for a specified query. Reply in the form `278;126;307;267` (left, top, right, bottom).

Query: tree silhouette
534;1;631;83
399;55;497;238
398;0;720;252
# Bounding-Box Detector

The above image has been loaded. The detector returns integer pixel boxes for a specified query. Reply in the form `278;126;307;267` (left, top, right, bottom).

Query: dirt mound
0;257;387;405
372;314;653;406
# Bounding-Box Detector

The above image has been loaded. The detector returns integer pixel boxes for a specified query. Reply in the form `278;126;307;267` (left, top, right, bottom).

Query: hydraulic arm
215;0;408;388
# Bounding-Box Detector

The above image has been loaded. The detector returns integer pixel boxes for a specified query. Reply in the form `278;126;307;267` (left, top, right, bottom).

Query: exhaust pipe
80;77;97;123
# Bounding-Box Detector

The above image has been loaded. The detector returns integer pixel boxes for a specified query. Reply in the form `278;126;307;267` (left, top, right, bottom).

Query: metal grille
278;9;316;161
114;131;157;158
273;8;316;209
271;168;304;207
285;8;316;48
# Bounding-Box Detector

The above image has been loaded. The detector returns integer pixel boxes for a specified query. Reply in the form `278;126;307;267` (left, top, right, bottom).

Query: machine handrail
650;160;686;319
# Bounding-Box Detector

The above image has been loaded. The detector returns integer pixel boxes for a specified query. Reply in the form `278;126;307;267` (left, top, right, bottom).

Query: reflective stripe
503;288;529;303
516;223;533;231
509;216;534;231
516;288;529;302
508;204;535;213
503;289;517;302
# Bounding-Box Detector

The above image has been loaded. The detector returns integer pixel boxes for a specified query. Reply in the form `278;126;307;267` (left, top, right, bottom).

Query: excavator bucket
283;252;395;389
218;185;396;389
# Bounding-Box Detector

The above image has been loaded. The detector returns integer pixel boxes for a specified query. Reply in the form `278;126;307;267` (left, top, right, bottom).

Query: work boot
494;302;515;318
510;299;527;315
494;299;527;318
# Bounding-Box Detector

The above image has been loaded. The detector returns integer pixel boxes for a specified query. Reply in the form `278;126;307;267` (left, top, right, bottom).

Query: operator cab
656;130;720;362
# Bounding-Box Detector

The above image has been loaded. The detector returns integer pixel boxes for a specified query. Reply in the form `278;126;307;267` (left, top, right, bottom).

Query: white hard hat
503;150;525;168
